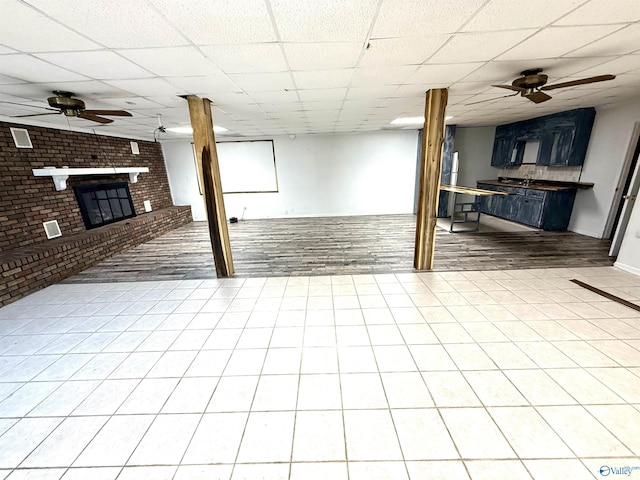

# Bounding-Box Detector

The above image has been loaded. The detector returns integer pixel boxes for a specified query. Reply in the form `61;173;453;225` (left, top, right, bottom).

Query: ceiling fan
9;91;132;124
468;68;616;105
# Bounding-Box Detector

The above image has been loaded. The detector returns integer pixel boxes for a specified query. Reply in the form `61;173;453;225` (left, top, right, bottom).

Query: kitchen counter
478;178;594;192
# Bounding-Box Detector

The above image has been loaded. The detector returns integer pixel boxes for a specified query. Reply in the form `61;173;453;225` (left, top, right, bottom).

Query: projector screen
216;140;278;194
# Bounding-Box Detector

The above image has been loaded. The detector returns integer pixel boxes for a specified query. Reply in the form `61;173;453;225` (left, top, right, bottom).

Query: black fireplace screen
74;182;136;229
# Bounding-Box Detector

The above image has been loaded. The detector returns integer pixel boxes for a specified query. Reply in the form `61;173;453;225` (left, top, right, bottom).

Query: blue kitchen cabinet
490;124;517;167
490;108;595;167
477;182;577;231
538;108;596;166
437;125;457;218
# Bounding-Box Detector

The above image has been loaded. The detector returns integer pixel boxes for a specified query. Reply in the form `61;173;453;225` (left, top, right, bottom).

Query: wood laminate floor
65;214;614;283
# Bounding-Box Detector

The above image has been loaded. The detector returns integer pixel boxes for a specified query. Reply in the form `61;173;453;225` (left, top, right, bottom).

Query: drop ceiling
0;0;638;140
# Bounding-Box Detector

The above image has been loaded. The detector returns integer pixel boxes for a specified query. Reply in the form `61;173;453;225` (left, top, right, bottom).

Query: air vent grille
43;220;62;239
10;127;33;149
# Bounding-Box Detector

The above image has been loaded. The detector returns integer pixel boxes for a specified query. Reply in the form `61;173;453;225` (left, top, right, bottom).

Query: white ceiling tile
104;78;183;97
305;111;340;120
498;25;623;60
606;74;640;87
382;97;422;109
345;86;399;99
259;103;303;113
119;47;221;77
229;72;295;92
150;0;275;44
208;93;257;105
34;51;152;80
0;55;88;82
298;88;347;102
200;44;288;74
0;73;26;85
462;58;614;83
448;81;495;95
0;46;18;54
144;96;191;109
0;81;131;101
564;24;640;57
359;36;450;67
284;43;362;71
26;0;187;48
167;76;242;95
555;0;640;25
0;104;52;117
428;30;538;63
301;101;344;111
567;56;640;77
249;90;300;103
390;85;432;97
1;0;637;134
293;70;354;89
96;97;165;110
373;0;485;37
463;0;585;31
0;0;99;52
404;63;482;85
459;61;536;83
270;0;378;42
350;66;416;87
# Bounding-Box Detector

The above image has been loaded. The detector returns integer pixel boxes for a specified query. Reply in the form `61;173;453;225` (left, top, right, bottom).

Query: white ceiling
0;0;638;140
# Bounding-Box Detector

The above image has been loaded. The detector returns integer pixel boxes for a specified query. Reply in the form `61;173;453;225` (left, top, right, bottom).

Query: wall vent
10;127;33;149
130;141;140;155
43;220;62;239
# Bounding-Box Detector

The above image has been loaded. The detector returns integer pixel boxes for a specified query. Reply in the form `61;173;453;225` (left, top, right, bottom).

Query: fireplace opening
74;182;136;230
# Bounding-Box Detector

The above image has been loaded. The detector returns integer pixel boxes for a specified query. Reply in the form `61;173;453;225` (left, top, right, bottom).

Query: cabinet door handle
623;195;637;201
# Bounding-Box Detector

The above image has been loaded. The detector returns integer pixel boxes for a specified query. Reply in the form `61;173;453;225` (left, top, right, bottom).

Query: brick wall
0;206;193;307
0;121;174;252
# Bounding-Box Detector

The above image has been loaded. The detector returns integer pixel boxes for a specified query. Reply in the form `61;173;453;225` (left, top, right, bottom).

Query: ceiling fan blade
541;74;616;91
525;91;552;104
466;92;519;106
492;84;525;92
1;101;60;112
78;112;113;124
12;112;61;117
82;109;132;117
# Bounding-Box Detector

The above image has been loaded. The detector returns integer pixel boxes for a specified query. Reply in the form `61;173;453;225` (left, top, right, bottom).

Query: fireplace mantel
32;167;150;191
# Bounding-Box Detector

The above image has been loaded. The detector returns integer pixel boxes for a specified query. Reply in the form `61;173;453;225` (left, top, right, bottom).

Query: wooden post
414;88;448;270
186;95;234;277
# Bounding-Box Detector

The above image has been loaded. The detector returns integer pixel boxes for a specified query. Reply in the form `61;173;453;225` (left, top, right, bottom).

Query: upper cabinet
491;124;517;167
491;107;596;167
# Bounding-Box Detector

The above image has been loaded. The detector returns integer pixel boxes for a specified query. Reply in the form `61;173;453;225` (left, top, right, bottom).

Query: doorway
609;124;640;257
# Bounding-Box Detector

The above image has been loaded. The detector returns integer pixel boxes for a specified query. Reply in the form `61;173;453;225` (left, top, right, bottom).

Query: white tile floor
0;267;639;479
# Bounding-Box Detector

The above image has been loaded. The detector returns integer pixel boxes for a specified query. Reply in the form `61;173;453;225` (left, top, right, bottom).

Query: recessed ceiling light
165;125;229;134
390;116;454;125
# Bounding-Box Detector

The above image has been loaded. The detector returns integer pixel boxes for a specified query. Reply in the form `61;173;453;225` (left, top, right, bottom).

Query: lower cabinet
477;183;576;231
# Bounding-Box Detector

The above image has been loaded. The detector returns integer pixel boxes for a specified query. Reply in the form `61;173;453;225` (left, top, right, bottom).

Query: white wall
162;131;419;221
615;198;640;275
453;126;498;188
162;141;207;220
569;98;640;238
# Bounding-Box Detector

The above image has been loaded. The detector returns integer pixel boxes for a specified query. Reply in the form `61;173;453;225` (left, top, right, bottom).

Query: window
74;182;136;229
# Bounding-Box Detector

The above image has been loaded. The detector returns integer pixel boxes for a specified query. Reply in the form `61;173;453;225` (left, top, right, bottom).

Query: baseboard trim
614;261;640;277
